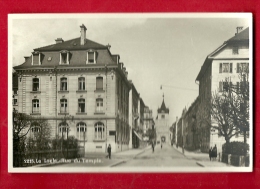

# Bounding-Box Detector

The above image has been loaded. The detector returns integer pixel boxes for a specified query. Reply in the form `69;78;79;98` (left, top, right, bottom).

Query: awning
133;130;143;141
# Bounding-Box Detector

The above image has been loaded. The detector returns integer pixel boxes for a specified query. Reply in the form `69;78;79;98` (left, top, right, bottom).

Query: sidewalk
172;145;231;167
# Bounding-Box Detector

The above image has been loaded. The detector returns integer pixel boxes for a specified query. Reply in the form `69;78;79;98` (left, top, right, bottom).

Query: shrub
222;141;249;156
230;155;240;166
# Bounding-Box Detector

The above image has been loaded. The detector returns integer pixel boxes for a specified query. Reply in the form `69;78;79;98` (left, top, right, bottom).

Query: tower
155;94;170;144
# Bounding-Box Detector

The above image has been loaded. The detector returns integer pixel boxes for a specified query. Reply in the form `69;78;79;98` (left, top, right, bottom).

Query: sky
10;14;250;124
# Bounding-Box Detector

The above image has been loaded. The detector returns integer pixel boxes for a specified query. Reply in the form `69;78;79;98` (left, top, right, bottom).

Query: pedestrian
107;144;111;159
152;142;154;153
209;147;212;161
212;144;217;161
161;144;162;149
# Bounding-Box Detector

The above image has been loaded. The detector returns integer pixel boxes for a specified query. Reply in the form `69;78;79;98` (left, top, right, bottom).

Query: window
32;78;39;91
78;99;85;113
59;123;69;139
94;122;105;140
87;51;96;64
13;99;17;105
78;77;85;90
96;98;103;112
76;122;87;140
60;99;67;113
60;77;67;91
60;50;69;64
96;77;103;90
233;46;239;55
30;125;41;139
237;63;249;73
219;63;233;73
32;52;41;65
32;99;40;113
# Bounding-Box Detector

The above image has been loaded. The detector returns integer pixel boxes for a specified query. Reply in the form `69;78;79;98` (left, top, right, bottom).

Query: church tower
155;95;170;144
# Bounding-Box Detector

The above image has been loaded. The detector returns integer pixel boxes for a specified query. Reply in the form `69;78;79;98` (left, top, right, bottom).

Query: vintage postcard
8;13;253;172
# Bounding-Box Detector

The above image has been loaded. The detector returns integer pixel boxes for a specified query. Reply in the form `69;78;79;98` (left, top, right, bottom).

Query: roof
226;27;249;42
196;27;249;81
34;37;107;51
157;99;169;114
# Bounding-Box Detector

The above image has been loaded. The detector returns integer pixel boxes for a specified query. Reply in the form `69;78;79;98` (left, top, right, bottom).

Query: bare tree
210;92;239;144
224;69;249;143
26;117;52;151
13;110;33;167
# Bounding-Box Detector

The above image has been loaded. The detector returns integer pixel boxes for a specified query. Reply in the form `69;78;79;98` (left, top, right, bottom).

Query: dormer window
31;51;41;65
59;50;70;65
232;46;239;55
87;50;96;64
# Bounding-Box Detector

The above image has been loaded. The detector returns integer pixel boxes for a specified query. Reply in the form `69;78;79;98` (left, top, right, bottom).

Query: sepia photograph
8;13;252;172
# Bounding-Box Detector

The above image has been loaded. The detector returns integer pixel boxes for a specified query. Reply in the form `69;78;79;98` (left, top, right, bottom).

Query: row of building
12;24;155;154
172;27;250;153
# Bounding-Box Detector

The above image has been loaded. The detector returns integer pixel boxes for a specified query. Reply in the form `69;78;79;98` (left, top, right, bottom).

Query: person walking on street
161;144;162;149
107;144;111;159
212;144;217;161
209;147;212;161
152;142;155;153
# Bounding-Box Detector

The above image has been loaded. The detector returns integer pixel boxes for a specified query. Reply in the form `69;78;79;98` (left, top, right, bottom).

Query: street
115;143;199;167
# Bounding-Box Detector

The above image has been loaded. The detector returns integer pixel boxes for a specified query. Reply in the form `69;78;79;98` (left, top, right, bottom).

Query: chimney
80;24;87;45
236;26;243;35
24;56;30;62
55;38;64;44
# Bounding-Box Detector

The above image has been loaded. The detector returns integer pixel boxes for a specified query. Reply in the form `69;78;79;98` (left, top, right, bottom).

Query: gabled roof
34;37;107;51
196;27;249;81
226;27;249;42
157;99;169;114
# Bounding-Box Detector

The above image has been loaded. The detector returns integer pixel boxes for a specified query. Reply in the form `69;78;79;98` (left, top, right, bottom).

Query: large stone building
14;24;133;154
155;97;170;144
195;27;250;153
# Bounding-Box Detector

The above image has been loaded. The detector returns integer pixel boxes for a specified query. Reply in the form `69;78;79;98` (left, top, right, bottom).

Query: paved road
116;143;199;167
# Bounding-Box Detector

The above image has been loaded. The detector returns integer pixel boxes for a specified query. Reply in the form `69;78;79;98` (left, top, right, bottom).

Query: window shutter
230;63;233;73
219;82;223;92
237;63;239;73
219;63;222;73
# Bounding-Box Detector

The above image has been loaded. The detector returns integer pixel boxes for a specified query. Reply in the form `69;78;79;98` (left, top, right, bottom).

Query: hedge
222;141;249;156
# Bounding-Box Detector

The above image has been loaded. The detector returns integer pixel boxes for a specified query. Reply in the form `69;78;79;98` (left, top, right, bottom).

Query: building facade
195;27;250;153
14;24;132;154
155;97;170;144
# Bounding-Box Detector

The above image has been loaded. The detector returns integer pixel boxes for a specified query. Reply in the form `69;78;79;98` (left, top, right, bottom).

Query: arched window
76;122;87;140
94;122;105;140
32;99;40;113
60;77;67;91
96;77;103;90
78;77;85;90
30;123;41;140
32;78;39;91
96;98;103;112
60;99;68;113
59;122;69;139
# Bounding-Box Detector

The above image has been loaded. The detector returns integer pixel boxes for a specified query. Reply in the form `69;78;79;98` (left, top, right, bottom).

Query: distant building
183;97;200;151
128;81;143;149
195;27;250;153
155;96;170;144
12;72;18;111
